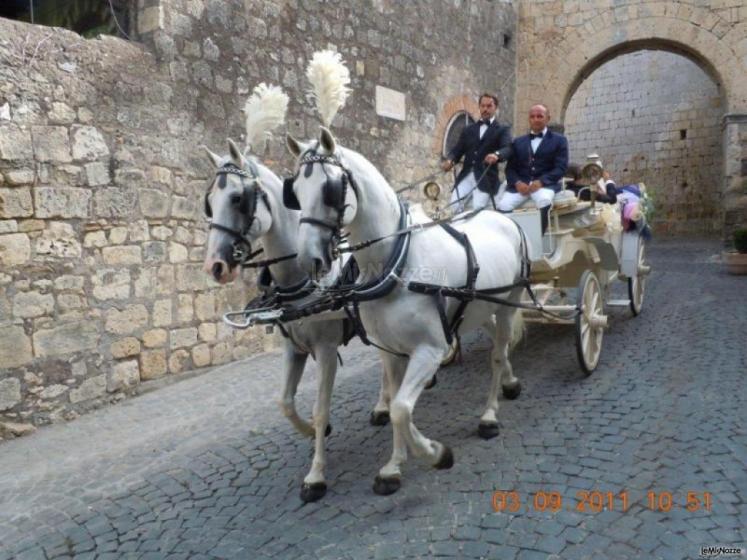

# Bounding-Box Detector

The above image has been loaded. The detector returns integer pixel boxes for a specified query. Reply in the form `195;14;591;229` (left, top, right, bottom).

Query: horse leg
279;343;314;438
479;309;522;439
300;343;338;503
501;306;523;400
375;345;452;495
370;367;391;426
372;352;408;495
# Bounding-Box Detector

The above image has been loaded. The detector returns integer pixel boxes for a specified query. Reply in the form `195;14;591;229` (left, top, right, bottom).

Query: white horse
202;139;396;502
285;127;525;495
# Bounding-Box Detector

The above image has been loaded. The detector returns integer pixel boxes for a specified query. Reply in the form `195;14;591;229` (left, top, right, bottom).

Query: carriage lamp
423;181;441;201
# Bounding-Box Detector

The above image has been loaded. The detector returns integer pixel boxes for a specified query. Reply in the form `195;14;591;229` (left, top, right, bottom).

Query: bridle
283;149;360;252
204;163;271;266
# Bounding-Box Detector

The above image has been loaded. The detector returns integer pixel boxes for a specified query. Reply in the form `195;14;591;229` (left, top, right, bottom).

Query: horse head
202;138;274;284
285;126;359;277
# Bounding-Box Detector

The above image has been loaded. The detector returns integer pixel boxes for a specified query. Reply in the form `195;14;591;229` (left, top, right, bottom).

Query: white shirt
479;116;495;139
530;127;548;153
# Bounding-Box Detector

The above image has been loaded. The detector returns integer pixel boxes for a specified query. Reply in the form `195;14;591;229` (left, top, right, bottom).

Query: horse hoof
325;424;332;437
478;422;500;440
502;381;522;400
373;475;401;496
433;445;454;470
370;410;390;426
425;374;437;390
300;482;327;503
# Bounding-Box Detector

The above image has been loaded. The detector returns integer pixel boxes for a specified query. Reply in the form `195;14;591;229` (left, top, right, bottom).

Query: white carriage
502;168;651;374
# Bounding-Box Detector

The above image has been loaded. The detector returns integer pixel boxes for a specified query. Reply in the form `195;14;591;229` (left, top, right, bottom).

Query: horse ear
319;126;336;153
203;145;222;168
286;134;303;157
227;138;245;167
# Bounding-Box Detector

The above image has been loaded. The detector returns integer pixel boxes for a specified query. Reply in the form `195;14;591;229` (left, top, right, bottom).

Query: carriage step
606;299;631;307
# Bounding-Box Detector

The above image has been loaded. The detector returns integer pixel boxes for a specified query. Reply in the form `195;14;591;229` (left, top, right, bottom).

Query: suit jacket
448;119;512;195
505;130;568;193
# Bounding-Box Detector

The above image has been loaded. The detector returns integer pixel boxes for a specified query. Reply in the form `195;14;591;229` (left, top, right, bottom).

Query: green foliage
734;228;747;254
21;0;124;38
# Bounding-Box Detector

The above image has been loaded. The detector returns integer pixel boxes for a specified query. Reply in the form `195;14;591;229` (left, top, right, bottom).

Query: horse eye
229;193;242;206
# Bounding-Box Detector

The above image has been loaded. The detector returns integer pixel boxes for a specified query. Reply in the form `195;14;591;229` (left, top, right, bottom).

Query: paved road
1;238;745;560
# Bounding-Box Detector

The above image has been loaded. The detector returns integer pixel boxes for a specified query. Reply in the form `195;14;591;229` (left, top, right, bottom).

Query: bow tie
530;132;544;140
479;119;492;126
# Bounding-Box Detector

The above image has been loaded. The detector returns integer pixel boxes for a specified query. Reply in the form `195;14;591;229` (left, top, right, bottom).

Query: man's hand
484;153;499;166
441;159;453;172
516;181;530;195
529;180;543;193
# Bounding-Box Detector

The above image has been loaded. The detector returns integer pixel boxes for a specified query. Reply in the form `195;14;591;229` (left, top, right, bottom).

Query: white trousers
498;188;555;212
450;173;501;211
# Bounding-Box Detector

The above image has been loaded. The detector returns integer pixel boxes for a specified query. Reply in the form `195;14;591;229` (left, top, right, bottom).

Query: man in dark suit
502;104;568;233
441;93;512;211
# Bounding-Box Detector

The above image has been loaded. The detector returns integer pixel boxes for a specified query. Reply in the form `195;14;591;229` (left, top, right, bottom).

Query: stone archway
515;1;747;239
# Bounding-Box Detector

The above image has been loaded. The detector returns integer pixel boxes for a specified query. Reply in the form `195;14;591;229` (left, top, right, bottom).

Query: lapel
532;130;552;158
476;120;497;148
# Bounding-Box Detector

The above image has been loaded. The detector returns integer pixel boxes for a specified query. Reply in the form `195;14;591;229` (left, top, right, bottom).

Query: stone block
170;327;198;349
140;350;167;380
105;304;149;335
211;341;232;365
69;375;106;403
139;5;164;33
84;230;108;248
35;222;82;258
34;187;90;218
31;126;72;162
93;188;138;218
13;291;55;318
0;125;33;160
177;294;193;323
102;246;142;266
85;162;110;186
198;322;217;342
92;269;131;300
57;293;86;312
54;275;85;291
151;225;173;240
48;102;76;124
107;360;140;392
175;264;209;290
168;349;191;374
111;337;141;358
153;299;172;327
108;226;128;244
71;126;110;160
148;166;172;185
40;384;68;399
192;343;211;367
171;196;198;219
128;220;149;242
34;321;100;357
195;293;216;321
0;378;22;411
169;242;188;263
143;241;167;262
0;233;31;265
138;189;170;218
0;187;33;218
142;328;167;348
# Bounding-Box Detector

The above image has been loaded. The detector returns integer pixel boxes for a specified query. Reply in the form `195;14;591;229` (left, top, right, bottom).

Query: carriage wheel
628;241;648;316
440;337;460;367
575;270;607;375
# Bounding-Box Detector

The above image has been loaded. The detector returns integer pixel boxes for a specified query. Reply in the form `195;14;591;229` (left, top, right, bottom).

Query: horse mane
306;50;351;127
243;83;289;152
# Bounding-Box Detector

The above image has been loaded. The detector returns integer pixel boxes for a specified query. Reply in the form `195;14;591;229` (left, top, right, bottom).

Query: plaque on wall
375;85;406;121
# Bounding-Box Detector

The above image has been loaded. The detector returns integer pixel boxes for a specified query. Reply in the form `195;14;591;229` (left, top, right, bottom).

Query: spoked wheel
628;240;649;316
575;270;607;375
440;337;460;367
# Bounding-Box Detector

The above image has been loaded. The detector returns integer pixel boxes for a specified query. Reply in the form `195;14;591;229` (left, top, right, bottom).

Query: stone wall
0;0;517;434
515;0;747;240
565;50;724;235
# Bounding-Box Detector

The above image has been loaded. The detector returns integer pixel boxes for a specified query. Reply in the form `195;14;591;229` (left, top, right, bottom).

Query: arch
559;38;727;125
441;110;475;157
431;94;478;155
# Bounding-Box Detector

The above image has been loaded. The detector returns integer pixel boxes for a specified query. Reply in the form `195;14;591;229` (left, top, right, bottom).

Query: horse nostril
212;262;223;280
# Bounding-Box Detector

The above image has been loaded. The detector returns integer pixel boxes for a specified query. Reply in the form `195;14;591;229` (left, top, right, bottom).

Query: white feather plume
306;50;351;127
243;83;289;152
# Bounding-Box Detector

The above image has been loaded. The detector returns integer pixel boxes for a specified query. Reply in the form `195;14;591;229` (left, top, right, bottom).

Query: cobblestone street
1;238;745;560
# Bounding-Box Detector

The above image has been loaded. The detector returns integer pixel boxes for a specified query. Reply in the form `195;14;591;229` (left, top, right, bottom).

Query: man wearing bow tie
502;104;568;233
441;93;512;211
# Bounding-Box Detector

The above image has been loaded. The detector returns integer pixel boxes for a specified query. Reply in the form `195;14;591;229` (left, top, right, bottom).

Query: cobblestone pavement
1;238;745;560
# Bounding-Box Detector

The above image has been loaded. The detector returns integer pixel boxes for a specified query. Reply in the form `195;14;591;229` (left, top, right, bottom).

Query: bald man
502;104;568;233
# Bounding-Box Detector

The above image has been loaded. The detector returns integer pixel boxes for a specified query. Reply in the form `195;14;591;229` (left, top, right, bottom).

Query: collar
530;127;548;138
